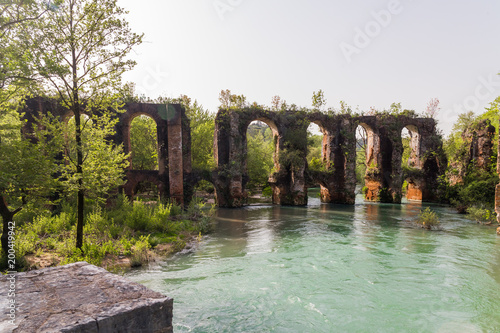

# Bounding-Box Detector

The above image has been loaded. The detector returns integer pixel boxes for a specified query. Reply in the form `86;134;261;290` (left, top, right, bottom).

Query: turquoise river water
126;191;500;332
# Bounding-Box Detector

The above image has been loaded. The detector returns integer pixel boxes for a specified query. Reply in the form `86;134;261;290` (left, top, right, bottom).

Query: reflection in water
126;193;500;333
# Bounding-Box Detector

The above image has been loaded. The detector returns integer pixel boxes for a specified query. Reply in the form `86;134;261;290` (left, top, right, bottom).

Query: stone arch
356;121;382;202
306;120;329;169
358;122;378;171
403;125;421;168
119;108;165;172
122;170;164;201
20;98;190;205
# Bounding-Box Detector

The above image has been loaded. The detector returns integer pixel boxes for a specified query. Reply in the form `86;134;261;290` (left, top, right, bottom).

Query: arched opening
401;125;422;201
134;180;160;202
130;115;158;170
355;123;377;200
245;119;277;204
355;125;368;189
306;122;324;171
193;179;216;205
306;122;326;198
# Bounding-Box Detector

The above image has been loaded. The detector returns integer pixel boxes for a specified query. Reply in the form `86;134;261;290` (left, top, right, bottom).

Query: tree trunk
74;97;84;250
71;15;85;250
0;196;16;255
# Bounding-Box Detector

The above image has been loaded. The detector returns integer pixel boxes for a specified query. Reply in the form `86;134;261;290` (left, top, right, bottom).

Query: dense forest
1;1;499;271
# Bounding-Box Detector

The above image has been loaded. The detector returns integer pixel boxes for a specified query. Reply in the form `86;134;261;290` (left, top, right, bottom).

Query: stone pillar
362;121;384;202
319;117;356;204
167;104;184;205
213;110;246;207
269;113;308;206
385;127;403;204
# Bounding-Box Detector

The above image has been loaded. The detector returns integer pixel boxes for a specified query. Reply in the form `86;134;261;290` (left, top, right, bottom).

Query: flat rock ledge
0;262;173;333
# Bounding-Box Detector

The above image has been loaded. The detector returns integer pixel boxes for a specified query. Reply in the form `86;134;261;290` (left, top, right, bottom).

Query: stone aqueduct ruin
22;98;447;208
213;108;444;207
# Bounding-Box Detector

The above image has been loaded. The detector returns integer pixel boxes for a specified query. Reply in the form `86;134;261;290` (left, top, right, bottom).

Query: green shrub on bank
2;195;214;271
467;206;497;224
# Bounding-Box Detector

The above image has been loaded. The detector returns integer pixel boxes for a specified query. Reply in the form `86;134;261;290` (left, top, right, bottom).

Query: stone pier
0;262;173;333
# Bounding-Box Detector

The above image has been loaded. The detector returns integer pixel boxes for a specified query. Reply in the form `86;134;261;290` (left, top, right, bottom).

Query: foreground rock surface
0;262;172;333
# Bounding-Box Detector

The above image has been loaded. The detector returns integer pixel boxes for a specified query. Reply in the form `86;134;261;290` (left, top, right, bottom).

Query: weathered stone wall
0;262;173;333
21;98;190;205
448;119;495;186
213;108;444;207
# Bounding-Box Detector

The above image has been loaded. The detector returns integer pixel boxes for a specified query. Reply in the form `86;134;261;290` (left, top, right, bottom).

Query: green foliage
467;206;497;224
402;166;424;179
0;110;57;202
130;115;158;170
416;207;440;229
218;89;248;109
444;111;477;166
362;186;368;195
168;95;216;171
355;126;367;185
307;133;322;170
457;173;497;208
311;90;327;111
246;123;274;188
39;112;129;203
3;196;214;270
262;186;273;198
130;235;151;267
195;180;215;193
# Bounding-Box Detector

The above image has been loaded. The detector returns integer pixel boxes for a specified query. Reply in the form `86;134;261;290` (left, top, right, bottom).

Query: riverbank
0;196;215;273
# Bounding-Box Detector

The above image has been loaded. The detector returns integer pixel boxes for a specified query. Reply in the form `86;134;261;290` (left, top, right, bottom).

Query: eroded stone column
167;104;184;205
363;123;383;201
213;110;246;207
319;117;356;204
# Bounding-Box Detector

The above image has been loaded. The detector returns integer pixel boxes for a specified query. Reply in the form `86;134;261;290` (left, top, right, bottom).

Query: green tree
0;0;52;103
218;89;247;109
130;115;158;170
22;0;142;249
40;112;129;203
0;100;57;253
307;133;322;170
171;95;215;171
312;90;326;111
355;126;368;185
444;111;476;164
246;124;274;188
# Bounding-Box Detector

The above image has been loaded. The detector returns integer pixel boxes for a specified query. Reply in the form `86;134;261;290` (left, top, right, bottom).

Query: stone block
0;262;173;333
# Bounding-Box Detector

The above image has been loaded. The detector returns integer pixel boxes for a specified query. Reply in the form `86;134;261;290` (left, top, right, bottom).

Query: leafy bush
130;235;151;267
262;186;273;198
416;207;440;230
125;202;153;231
467;206;497;224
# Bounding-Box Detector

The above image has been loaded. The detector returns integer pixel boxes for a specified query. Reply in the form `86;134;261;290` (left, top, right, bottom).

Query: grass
0;195;215;271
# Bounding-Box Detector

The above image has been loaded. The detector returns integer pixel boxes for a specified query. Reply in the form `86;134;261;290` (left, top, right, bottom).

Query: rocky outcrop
0;262;173;333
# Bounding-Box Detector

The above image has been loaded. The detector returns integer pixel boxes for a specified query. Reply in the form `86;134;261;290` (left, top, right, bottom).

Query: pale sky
118;0;500;134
